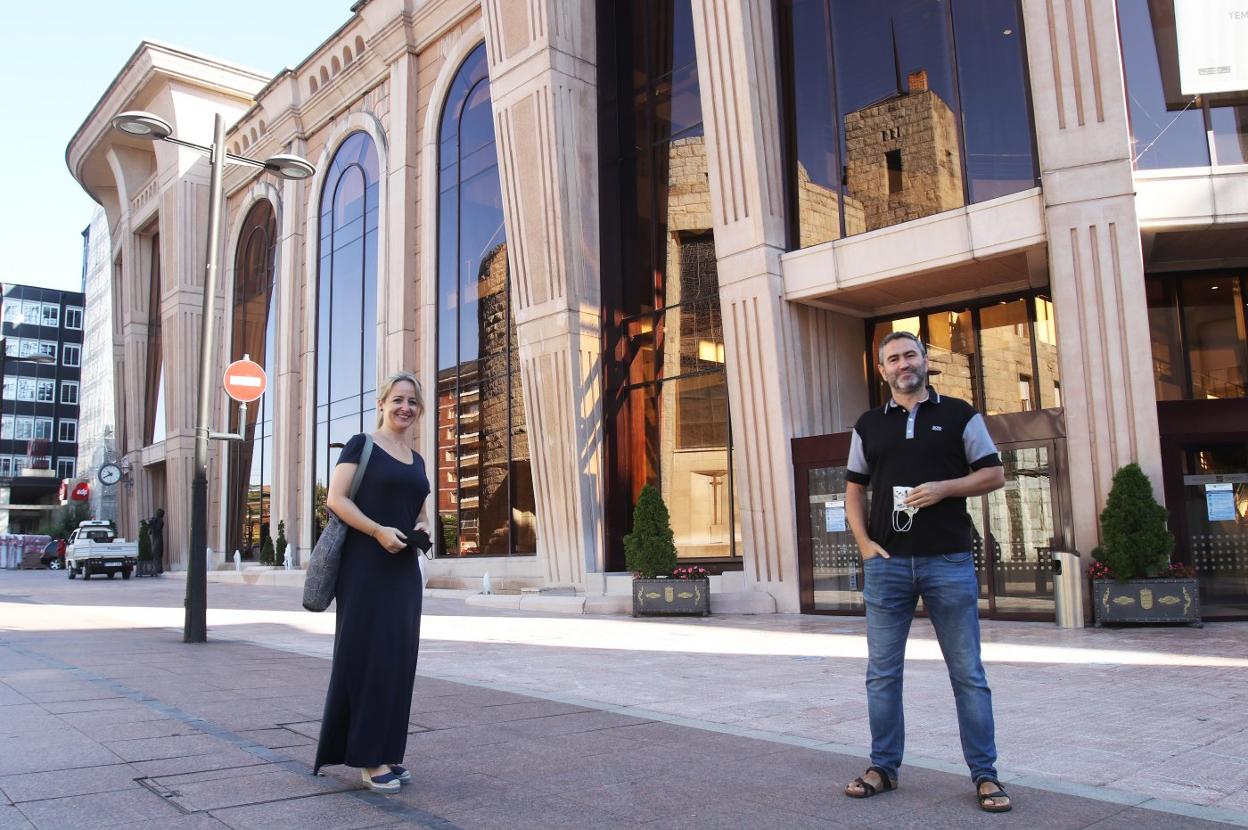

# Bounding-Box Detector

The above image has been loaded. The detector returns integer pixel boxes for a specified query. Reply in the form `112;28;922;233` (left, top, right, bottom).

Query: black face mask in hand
406;528;433;557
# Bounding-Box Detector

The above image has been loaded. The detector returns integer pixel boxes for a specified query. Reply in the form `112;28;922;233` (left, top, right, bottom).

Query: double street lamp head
111;110;315;181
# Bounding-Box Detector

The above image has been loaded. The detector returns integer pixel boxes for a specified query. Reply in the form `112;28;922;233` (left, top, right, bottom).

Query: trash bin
1051;550;1084;629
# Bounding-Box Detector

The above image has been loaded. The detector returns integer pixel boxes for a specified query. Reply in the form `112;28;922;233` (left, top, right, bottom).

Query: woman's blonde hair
376;371;424;428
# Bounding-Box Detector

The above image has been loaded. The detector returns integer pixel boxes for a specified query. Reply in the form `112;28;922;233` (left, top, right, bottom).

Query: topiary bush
137;520;153;563
624;484;678;579
275;521;288;566
260;535;276;565
1091;463;1175;582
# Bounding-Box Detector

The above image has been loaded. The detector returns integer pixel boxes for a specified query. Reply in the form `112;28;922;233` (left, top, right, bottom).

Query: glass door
806;464;864;613
970;441;1061;619
1180;442;1248;617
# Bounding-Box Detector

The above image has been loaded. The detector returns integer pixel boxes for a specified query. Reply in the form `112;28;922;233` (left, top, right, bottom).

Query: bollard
482;572;492;595
233;549;241;572
1052;550;1085;628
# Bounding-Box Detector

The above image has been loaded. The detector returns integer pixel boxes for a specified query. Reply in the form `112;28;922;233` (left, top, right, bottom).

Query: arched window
436;44;535;556
227;200;276;560
312;132;380;540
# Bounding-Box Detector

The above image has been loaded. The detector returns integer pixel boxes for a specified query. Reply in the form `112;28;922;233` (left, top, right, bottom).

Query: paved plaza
0;570;1245;828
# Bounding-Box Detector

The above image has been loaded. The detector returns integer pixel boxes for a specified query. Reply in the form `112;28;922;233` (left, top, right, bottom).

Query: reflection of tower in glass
844;70;964;231
476;242;513;554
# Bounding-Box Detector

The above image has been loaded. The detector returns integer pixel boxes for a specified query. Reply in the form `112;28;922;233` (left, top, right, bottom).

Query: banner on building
1175;0;1248;95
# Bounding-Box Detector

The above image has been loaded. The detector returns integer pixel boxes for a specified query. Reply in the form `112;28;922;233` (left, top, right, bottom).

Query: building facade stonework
65;0;1248;620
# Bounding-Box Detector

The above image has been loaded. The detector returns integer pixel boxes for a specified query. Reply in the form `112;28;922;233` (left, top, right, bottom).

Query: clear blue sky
0;1;355;293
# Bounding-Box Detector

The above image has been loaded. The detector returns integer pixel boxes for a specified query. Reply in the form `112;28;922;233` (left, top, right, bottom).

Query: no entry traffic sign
223;358;267;403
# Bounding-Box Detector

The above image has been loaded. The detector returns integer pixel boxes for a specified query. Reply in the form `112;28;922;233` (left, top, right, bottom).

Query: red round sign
223;359;267;403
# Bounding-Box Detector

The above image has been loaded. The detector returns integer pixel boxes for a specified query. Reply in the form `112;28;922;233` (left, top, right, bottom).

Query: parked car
38;539;66;570
65;521;138;580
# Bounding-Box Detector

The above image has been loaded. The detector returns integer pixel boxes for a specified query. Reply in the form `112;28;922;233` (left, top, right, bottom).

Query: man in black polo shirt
842;331;1011;813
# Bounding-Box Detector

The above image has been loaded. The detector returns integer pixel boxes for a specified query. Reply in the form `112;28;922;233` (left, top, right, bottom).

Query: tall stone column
482;0;604;587
1020;0;1163;557
690;0;804;611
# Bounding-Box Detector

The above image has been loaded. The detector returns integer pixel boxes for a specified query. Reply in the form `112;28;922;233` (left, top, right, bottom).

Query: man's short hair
877;330;926;364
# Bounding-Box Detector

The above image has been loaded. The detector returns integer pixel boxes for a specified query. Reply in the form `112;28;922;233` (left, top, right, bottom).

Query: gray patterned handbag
301;435;374;612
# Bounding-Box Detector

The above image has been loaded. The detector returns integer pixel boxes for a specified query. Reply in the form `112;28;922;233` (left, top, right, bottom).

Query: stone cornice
66;41;268;189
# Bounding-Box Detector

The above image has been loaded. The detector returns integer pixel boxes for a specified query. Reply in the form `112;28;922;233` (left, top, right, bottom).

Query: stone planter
137;558;162;577
1091;578;1201;626
633;577;709;617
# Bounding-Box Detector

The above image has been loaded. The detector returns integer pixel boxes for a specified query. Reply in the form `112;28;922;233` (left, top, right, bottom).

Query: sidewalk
0;570;1245;828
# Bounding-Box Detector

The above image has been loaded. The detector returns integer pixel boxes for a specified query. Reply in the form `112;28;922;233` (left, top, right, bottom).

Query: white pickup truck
66;521;139;580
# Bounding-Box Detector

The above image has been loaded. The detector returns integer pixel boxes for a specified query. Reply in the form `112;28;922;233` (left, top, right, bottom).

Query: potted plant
1089;463;1200;626
275;521;289;567
626;485;709;616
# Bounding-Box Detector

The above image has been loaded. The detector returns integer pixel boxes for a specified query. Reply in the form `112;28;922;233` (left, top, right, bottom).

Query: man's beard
888;367;928;395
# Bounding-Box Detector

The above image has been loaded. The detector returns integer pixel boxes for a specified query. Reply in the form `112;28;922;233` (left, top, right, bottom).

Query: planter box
1092;578;1201;626
633;577;709;617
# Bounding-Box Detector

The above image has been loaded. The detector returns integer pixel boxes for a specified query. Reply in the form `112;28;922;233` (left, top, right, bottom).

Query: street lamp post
111;111;313;643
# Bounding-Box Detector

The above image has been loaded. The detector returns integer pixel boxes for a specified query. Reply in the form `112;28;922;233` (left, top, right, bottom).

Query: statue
146;508;165;574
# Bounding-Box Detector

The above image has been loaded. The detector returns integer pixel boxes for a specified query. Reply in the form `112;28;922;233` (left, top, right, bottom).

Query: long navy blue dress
314;433;429;773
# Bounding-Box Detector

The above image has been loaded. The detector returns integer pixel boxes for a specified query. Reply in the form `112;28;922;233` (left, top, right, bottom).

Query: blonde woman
314;372;431;793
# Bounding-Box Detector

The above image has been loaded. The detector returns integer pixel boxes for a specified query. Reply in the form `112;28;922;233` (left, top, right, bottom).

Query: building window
311;132;380;543
41;303;59;328
35;418;53;441
37;379;54;402
435;43;536;557
64;306;83;330
21;301;41;326
0;457;11;477
56;458;75;479
868;291;1061;414
228;199;277;560
0;378;11;400
17;339;36;358
1147;272;1248;400
38;341;56;361
16;378;35;401
2;303;19;325
599;1;738;569
62;344;81;367
58;419;77;443
14;417;32;441
61;382;79;406
778;0;1038;247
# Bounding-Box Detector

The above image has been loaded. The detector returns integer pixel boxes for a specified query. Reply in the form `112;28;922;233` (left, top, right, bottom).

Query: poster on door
1206;483;1237;522
825;499;846;533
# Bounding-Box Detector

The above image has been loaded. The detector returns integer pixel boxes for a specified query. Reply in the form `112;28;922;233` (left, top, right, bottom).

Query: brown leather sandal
845;765;896;798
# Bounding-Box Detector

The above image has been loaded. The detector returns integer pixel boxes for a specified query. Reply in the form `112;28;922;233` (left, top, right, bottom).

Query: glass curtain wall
869;293;1060;413
144;234;166;445
599;0;739;569
311;132;379;542
778;0;1038;248
1118;1;1248;169
1147;271;1248;400
227;200;277;560
435;44;536;557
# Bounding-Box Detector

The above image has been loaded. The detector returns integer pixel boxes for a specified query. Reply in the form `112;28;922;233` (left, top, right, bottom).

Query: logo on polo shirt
932;425;942;431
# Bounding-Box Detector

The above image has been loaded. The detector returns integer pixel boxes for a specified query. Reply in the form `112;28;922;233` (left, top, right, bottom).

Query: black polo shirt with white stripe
846;388;1001;557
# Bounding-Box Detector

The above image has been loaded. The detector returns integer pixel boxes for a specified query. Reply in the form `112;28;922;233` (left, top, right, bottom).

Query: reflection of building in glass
795;163;866;247
845;70;964;232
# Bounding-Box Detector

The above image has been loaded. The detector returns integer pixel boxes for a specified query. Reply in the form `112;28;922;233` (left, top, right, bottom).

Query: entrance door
1178;441;1248;617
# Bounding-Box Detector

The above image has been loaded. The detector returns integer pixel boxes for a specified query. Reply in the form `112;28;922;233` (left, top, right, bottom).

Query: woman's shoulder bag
301;434;374;612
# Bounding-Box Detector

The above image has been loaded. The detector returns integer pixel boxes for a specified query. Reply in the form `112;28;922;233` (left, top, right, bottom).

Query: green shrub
1091;463;1175;581
260;535;276;565
137;520;153;563
624;484;678;578
275;521;288;566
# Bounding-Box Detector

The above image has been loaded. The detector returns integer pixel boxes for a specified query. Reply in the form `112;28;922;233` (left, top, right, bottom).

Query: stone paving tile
72;717;199;743
0;686;31;708
641;799;859;830
129;749;269;779
442;789;637;830
235;727;316;750
0;732;123;776
0;762;143;803
0;705;64;735
148;762;353;812
105;733;232;763
0;805;33;830
1081;806;1237;829
208;791;405;830
14;786;183;830
118;815;234;830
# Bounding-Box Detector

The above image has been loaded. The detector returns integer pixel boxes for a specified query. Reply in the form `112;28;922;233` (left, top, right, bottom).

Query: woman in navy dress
314;372;430;793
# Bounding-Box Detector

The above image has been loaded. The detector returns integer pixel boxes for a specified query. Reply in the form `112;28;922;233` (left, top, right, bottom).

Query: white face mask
892;486;918;533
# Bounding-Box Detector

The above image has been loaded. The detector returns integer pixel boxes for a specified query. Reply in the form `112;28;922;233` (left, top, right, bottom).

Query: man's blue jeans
862;551;997;783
